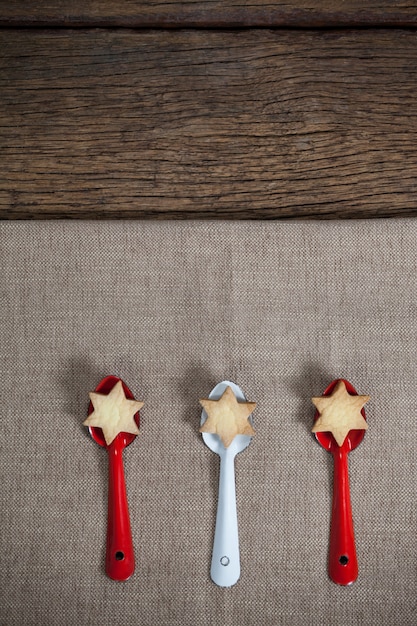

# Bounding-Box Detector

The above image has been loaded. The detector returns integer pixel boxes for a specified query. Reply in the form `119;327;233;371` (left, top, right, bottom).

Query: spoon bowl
314;378;366;453
87;374;140;449
201;380;253;458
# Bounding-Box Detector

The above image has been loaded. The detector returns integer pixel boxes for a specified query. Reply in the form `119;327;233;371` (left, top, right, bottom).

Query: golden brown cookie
83;380;144;446
199;385;256;448
312;379;369;447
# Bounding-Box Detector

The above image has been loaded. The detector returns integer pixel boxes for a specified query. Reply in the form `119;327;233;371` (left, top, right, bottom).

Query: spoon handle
211;451;240;587
329;447;358;585
106;441;135;581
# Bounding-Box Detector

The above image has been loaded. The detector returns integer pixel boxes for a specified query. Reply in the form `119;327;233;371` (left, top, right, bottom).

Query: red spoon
313;379;367;586
86;375;140;581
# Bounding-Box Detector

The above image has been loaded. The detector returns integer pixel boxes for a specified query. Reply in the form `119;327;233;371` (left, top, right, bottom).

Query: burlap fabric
0;221;416;625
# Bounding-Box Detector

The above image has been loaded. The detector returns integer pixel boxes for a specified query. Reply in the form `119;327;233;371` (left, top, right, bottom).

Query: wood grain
1;29;417;219
1;1;417;28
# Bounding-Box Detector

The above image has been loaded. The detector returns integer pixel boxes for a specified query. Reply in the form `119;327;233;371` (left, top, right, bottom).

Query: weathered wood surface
1;29;417;219
1;0;417;27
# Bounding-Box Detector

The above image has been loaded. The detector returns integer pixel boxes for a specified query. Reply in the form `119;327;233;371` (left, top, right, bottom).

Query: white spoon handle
211;450;240;587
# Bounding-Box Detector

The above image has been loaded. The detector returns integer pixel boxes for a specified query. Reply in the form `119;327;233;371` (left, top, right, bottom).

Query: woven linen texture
0;221;416;625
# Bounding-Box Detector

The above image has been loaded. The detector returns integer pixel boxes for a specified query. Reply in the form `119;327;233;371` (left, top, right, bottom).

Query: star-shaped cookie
311;379;369;447
83;380;144;446
199;385;256;448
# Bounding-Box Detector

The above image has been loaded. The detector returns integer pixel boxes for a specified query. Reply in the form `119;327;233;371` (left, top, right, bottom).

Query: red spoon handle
329;447;358;585
106;442;135;581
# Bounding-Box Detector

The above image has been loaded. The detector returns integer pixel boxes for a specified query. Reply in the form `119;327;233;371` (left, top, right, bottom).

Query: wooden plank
1;29;417;219
1;1;417;28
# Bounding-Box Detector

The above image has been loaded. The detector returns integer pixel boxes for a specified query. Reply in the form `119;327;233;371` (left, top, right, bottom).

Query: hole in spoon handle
106;443;135;581
329;448;358;585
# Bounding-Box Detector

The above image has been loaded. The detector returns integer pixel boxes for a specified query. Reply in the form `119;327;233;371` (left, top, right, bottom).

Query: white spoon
200;380;253;587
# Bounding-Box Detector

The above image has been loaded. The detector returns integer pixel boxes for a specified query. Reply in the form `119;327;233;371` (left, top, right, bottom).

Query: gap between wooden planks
1;29;417;219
